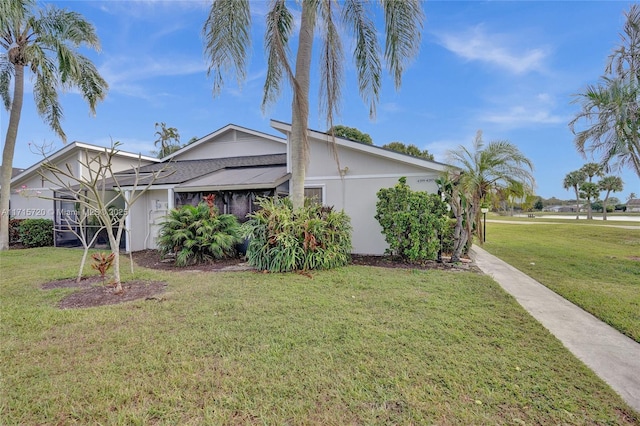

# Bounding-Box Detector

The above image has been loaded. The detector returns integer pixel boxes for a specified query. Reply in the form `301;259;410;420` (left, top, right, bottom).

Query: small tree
154;122;181;158
563;170;587;219
38;142;173;293
598;175;624;220
375;177;448;261
437;173;474;263
580;162;604;219
579;182;600;219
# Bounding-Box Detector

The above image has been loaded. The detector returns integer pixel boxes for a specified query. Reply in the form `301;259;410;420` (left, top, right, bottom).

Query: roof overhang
270;119;452;173
174;165;290;193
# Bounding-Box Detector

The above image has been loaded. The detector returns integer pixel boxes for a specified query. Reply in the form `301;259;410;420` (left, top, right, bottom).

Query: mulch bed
131;249;479;273
38;250;477;310
41;275;167;310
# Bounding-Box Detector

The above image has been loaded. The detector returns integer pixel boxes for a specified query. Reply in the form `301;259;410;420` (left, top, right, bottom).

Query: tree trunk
450;196;467;263
575;189;580;220
289;2;315;210
0;64;25;251
107;230;122;293
602;193;610;220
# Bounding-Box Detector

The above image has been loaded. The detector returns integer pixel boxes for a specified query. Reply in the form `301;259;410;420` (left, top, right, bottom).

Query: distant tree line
327;125;434;160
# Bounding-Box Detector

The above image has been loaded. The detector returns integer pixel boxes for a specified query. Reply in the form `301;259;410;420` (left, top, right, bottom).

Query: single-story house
627;198;640;212
9;142;160;247
10;121;450;255
544;204;585;213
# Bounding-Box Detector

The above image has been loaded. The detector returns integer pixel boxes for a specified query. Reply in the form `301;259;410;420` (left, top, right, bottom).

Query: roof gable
163;124;286;161
11;141;160;185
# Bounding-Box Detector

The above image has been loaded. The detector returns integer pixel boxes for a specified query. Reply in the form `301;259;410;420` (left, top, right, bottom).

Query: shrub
242;197;352;272
375;177;449;261
9;219;25;244
18;219;54;248
157;200;242;266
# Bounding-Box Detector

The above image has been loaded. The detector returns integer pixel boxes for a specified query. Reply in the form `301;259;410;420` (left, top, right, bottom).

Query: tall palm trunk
289;2;315;210
0;64;25;251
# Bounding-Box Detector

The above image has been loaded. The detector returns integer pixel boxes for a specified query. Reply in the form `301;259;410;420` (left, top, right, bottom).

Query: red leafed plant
203;194;217;217
91;252;115;285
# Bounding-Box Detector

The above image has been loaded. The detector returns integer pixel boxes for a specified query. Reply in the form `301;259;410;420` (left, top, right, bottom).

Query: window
304;187;324;205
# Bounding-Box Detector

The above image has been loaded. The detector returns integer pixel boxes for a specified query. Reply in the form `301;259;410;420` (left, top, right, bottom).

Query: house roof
115;154;287;188
627;198;640;206
11;141;160;185
176;165;289;192
270;119;451;173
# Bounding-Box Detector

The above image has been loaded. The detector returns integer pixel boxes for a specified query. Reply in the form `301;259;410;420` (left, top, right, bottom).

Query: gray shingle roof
113;154;287;187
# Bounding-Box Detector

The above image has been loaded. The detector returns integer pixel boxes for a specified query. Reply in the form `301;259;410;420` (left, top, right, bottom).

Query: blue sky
3;0;640;201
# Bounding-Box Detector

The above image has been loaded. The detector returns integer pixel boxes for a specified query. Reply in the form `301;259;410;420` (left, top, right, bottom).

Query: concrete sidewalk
469;245;640;413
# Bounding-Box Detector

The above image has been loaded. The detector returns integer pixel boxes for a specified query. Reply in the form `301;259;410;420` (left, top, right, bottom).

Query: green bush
375;177;449;261
157;202;242;266
242;197;352;272
9;219;25;244
18;219;54;248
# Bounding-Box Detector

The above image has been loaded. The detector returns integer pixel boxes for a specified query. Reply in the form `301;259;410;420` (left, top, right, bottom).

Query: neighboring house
627;199;640;212
545;205;584;213
9;142;159;247
10;121;450;255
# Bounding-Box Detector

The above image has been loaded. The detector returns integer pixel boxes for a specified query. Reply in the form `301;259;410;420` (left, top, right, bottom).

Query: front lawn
481;221;640;342
0;248;637;424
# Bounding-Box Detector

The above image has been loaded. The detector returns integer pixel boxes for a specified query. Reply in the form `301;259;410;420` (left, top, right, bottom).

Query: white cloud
436;24;548;74
481;105;564;127
99;55;207;99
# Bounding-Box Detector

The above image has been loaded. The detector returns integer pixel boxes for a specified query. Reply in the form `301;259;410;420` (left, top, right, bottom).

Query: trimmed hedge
18;219;54;248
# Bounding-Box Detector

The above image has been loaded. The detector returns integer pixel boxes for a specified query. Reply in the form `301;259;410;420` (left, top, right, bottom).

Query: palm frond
30;46;65;141
203;0;251;97
342;0;381;118
381;0;424;89
0;54;13;110
318;0;343;130
262;0;294;111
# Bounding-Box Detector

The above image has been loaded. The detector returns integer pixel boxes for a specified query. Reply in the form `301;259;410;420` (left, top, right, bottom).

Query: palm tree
629;192;638;201
445;130;535;255
580;162;604;219
598;175;624;220
203;0;424;209
0;0;108;250
154;122;181;158
569;5;640;178
563;170;586;219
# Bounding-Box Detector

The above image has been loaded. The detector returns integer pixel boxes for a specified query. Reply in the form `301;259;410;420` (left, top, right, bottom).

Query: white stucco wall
127;189;172;252
305;137;443;255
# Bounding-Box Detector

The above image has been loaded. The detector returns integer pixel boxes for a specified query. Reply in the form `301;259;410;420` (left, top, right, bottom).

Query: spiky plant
242;197;351;272
157;202;242;267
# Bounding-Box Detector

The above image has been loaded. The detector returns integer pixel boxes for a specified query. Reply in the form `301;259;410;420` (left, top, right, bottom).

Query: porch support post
124;190;131;253
167;188;174;210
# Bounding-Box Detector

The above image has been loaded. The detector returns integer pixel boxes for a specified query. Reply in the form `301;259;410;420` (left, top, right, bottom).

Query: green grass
482;220;640;343
1;248;638;424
